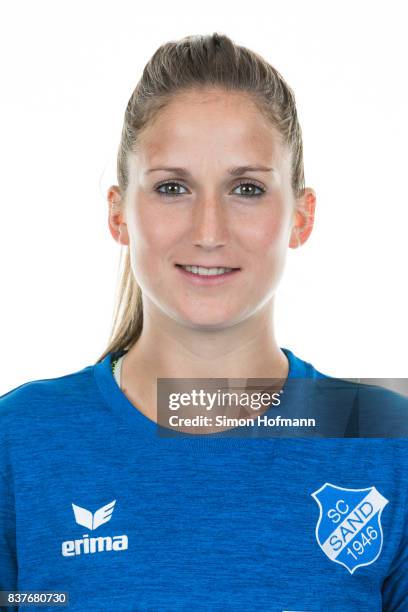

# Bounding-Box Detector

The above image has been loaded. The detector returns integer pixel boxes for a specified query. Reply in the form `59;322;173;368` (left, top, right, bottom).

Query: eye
155;181;188;197
231;181;265;198
154;179;266;198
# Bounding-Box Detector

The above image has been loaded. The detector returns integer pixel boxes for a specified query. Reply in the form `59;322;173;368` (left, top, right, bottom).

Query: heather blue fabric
0;348;407;611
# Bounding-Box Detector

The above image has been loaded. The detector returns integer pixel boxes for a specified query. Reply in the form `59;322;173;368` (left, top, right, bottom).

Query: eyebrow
145;165;275;176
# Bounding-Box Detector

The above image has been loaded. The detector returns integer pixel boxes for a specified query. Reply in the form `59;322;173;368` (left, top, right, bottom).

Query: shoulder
0;363;95;430
285;349;408;437
315;375;408;438
354;380;408;436
291;347;408;409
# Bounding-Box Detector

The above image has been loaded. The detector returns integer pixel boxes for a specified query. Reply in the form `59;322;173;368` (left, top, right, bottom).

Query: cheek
238;207;290;260
127;204;180;286
129;203;176;252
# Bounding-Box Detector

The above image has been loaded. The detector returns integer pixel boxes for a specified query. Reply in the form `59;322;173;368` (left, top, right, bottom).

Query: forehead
133;89;287;167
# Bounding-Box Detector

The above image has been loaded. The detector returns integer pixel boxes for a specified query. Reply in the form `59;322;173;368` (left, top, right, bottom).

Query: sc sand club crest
61;500;128;557
311;483;389;574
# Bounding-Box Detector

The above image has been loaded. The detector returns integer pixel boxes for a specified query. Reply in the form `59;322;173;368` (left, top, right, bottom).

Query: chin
177;311;238;330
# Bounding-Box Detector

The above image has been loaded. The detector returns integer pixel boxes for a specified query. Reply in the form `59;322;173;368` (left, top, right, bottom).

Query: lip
175;264;241;286
176;264;240;269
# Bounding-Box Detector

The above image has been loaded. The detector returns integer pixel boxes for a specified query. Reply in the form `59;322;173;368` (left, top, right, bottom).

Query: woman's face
109;88;315;330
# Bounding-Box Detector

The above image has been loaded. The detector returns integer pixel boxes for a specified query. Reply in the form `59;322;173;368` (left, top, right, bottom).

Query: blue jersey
0;348;407;611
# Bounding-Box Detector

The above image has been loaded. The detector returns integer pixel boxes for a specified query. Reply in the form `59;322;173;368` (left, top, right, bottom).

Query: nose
191;195;229;249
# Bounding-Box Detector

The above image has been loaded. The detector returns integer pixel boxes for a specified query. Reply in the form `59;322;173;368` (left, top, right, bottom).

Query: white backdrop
1;0;407;395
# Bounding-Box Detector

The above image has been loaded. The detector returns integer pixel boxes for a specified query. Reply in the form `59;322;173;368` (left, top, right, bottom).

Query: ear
107;185;130;246
289;188;316;249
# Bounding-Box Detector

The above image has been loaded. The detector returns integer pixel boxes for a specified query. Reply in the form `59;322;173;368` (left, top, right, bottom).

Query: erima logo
61;499;128;557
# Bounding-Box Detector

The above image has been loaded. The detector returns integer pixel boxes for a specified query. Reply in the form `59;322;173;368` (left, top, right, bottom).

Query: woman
1;33;407;611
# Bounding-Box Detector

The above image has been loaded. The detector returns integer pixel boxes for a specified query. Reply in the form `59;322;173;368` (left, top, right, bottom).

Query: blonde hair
96;32;305;363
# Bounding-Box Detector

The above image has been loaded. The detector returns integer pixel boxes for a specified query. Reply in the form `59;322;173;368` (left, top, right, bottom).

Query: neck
123;299;288;381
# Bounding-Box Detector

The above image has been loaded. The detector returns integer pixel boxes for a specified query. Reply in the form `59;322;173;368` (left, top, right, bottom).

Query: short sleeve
381;481;408;610
0;424;18;611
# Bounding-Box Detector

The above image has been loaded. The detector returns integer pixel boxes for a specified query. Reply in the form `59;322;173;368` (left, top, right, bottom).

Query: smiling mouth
175;263;242;280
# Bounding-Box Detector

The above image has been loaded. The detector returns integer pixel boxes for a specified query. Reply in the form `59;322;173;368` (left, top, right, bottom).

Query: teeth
182;265;233;276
